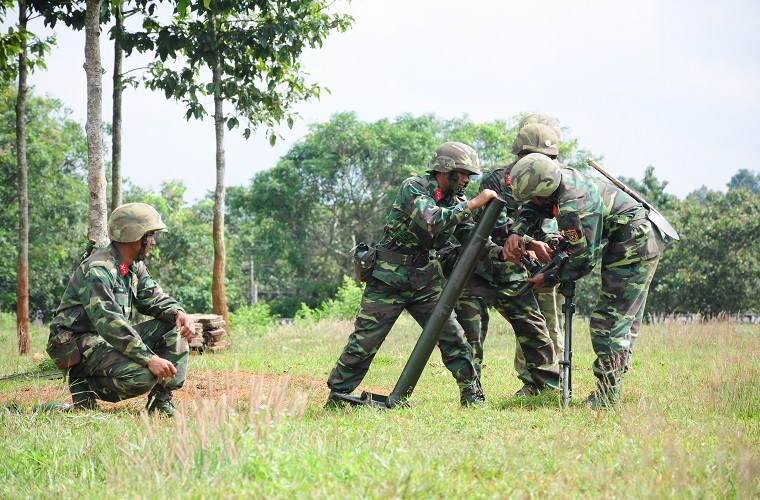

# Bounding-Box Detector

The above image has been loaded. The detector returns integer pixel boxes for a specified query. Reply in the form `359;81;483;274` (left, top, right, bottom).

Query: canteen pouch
352;242;377;283
46;328;81;370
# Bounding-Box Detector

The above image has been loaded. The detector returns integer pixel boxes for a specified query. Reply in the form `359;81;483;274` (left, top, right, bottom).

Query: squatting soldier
505;153;664;409
47;203;195;416
326;142;499;407
452;121;562;396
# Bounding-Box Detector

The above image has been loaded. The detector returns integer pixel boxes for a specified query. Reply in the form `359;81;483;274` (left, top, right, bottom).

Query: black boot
68;376;98;410
460;381;486;407
145;388;176;417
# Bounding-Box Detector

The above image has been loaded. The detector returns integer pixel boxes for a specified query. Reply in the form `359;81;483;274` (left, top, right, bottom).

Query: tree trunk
16;2;30;355
210;15;229;327
111;1;123;210
85;0;108;247
249;253;258;305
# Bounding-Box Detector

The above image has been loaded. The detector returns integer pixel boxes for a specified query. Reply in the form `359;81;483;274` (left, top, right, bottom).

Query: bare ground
0;369;332;414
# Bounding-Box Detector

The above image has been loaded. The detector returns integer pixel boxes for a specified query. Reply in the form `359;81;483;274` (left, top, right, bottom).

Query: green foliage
0;86;88;315
295;275;364;323
619;165;679;211
727;169;760;195
228;302;274;337
121;0;353;143
650;188;760;316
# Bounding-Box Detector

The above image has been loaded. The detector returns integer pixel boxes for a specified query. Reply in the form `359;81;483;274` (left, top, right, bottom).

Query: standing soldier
326;142;499;407
452;121;563;396
505;153;664;409
46;203;196;416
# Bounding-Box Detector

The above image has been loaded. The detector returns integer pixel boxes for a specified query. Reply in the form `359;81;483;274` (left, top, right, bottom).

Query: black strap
376;247;431;267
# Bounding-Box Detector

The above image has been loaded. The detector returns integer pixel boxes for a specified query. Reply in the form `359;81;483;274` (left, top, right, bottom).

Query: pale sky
16;0;760;201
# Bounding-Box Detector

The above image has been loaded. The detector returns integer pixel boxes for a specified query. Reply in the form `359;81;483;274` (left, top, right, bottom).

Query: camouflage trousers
514;289;564;384
590;255;660;387
454;276;560;389
327;277;478;394
67;319;188;403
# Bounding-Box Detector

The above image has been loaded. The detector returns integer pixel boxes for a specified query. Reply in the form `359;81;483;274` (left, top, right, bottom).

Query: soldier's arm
556;208;603;282
80;264;155;366
133;263;185;322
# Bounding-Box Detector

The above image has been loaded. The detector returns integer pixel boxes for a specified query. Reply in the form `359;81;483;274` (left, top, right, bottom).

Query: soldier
452;121;562;396
505;153;664;409
47;203;195;416
326;142;499;407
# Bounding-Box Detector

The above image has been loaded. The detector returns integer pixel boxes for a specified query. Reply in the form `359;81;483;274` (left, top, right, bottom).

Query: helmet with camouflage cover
517;112;563;143
511;123;559;156
510;152;561;202
108;203;167;242
428;141;481;176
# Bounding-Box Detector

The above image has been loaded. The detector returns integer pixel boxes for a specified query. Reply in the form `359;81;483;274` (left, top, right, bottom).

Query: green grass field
1;313;758;498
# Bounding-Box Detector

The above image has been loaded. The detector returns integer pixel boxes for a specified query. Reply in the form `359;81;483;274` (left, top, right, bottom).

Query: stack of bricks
188;313;227;353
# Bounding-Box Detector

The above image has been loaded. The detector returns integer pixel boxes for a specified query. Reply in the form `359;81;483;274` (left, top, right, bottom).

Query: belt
376;247;431;267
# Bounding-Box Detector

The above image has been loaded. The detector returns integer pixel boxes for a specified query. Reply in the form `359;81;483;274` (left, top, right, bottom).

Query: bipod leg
558;281;576;409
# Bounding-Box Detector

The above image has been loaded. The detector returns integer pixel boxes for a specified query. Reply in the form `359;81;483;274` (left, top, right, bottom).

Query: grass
0;313;758;498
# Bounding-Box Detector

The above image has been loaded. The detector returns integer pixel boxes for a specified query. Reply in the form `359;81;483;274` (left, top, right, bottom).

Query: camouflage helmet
108;203;167;243
510;152;561;202
511;123;559;156
428;141;481;176
517;112;563;143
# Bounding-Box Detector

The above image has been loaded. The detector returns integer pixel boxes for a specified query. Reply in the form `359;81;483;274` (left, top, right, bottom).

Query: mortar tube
385;198;505;407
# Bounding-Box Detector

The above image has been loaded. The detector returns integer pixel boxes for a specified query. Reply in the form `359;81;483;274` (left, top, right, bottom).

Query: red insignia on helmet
565;229;580;243
505;174;511;186
552;204;559;218
434;188;443;202
118;261;128;277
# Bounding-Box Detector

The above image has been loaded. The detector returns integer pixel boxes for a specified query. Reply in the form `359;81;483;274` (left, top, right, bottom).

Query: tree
727;169;760;195
1;1;54;353
0;88;89;317
122;0;352;324
650;189;760;316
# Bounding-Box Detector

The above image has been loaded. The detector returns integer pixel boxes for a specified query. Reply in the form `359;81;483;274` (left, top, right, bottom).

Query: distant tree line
1;91;758;319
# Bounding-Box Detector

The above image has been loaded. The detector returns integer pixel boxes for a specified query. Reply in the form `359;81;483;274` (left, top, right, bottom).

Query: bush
295;276;364;323
228;303;275;337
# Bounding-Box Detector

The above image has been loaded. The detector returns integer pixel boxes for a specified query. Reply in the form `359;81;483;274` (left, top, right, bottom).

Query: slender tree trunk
210;15;229;327
85;0;108;247
111;1;123;210
16;2;30;355
249;253;258;305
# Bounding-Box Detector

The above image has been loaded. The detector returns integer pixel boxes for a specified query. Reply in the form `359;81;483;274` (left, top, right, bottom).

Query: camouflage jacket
512;166;664;282
49;244;184;366
372;174;473;289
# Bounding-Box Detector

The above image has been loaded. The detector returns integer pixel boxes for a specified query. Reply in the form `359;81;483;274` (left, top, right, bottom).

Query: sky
14;0;760;202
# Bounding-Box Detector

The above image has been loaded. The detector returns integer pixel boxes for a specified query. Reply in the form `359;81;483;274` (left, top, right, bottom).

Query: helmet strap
136;234;149;262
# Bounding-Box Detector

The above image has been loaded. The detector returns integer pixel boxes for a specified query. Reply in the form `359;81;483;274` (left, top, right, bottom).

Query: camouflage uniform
49;241;188;406
327;170;481;400
511;154;664;399
450;164;559;391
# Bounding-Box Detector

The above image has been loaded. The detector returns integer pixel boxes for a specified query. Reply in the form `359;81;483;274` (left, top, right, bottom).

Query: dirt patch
1;370;331;414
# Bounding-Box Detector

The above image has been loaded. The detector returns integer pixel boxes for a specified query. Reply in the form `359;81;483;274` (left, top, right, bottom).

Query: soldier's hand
527;240;553;263
526;273;546;290
147;355;177;379
504;233;525;260
175;311;196;340
467;189;498;210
